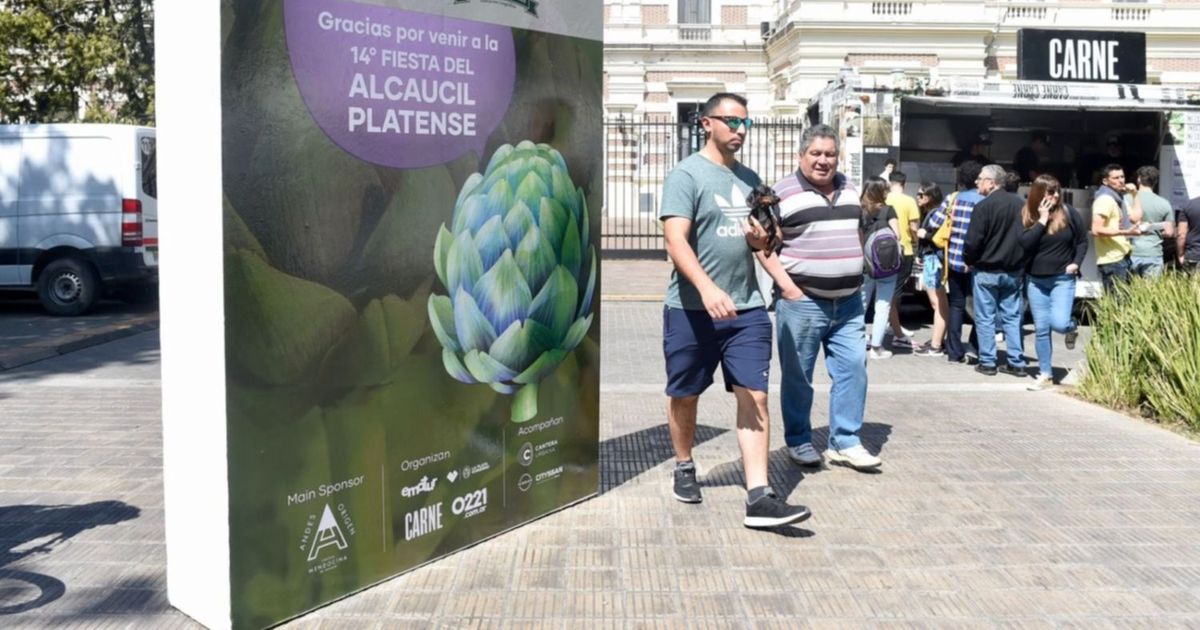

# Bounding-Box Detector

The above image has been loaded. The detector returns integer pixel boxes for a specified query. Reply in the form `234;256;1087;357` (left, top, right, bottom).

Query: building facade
604;0;1200;118
600;1;1200;252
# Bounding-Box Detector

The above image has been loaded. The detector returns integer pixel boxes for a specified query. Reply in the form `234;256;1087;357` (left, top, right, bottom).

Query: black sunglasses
708;116;753;131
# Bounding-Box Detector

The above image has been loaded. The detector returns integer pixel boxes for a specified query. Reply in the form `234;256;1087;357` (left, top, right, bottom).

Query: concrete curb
0;312;160;371
601;294;665;302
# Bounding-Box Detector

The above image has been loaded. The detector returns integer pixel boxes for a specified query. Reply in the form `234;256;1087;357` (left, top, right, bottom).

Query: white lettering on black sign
1049;38;1120;81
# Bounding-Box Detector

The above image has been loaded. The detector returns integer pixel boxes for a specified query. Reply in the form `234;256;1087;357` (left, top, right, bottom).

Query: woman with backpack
913;182;949;357
859;176;903;359
1018;174;1087;391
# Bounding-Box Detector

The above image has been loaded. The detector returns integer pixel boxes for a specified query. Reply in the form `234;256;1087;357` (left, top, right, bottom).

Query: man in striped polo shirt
757;124;879;471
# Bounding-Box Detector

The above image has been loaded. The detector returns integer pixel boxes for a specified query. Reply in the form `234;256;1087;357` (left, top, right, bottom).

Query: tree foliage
0;0;155;124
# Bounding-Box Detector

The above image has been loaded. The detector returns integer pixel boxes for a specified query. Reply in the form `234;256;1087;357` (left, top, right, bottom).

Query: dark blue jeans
1098;257;1131;293
945;269;977;362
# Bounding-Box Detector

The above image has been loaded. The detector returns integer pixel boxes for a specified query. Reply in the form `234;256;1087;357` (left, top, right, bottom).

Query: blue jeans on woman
1026;274;1077;378
860;273;897;348
775;293;868;451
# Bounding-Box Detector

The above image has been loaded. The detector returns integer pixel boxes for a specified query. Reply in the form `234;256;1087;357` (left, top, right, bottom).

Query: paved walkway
1;261;1198;628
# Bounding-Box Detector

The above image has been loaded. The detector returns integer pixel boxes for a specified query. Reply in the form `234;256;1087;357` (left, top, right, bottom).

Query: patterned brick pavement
1;263;1199;628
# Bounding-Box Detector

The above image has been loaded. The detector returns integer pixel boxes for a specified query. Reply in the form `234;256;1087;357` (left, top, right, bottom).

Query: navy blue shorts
663;306;772;397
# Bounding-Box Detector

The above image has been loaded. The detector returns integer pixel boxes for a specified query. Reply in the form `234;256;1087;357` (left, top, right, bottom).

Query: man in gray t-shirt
1129;166;1176;278
661;153;764;310
659;92;809;530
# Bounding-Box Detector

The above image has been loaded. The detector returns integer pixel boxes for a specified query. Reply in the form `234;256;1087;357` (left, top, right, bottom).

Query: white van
0;124;158;315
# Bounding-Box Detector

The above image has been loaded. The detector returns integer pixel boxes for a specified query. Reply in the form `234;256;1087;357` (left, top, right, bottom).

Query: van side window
140;137;157;198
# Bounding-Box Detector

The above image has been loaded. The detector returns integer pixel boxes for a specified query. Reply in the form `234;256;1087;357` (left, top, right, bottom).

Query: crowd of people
906;158;1195;391
656;91;1200;529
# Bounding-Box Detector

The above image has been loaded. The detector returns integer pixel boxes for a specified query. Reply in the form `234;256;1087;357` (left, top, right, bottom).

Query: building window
678;0;711;24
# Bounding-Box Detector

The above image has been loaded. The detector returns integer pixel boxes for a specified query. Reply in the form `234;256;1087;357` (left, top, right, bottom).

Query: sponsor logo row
404;488;489;541
397;458;492;542
296;436;567;566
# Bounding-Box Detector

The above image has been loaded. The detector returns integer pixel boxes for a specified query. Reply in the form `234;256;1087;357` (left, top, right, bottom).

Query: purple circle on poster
284;0;515;168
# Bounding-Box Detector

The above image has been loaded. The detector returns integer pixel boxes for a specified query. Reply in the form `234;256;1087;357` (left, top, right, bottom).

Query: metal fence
602;115;806;256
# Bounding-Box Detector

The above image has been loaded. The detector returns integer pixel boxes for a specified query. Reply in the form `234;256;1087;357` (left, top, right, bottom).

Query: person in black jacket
963;165;1028;377
1019;175;1087;391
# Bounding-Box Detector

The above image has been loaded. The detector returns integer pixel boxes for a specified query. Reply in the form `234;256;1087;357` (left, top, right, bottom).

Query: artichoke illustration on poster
219;0;601;626
429;141;596;423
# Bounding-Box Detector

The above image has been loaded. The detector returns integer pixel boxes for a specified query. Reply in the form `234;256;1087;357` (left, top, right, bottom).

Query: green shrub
1079;271;1200;428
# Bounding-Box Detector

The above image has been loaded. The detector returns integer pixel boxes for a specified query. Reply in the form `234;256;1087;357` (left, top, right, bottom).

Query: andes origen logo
305;504;350;562
453;0;539;17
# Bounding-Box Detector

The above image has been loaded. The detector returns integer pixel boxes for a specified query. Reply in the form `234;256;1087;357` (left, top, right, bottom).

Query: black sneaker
672;463;702;504
998;363;1027;378
1065;324;1079;350
744;492;811;529
975;364;997;376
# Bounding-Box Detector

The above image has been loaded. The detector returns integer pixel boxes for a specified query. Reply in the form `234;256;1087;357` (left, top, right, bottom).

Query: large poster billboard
159;0;601;627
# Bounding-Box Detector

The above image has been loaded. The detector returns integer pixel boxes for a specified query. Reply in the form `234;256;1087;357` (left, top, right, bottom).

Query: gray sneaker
787;443;823;466
744;492;811;529
672;462;702;503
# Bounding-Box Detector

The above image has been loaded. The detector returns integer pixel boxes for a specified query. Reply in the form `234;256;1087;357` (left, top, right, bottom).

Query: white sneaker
827;444;882;470
868;347;893;360
901;326;916;338
787;443;822;466
1027;374;1054;391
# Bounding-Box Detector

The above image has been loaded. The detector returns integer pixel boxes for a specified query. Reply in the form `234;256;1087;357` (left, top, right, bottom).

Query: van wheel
37;257;100;316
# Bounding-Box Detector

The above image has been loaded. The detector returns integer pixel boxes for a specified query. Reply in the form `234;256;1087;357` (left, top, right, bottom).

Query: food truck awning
908;78;1200;112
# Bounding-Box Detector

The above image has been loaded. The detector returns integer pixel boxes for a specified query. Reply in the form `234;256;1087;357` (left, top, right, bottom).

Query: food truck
807;35;1200;297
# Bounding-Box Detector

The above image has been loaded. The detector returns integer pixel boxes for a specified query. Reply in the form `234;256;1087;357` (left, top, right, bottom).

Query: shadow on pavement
0;501;141;615
0;288;159;378
0;329;160;384
599;423;728;494
753;524;816;538
856;422;894;454
71;574;168;616
699;422;895;497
